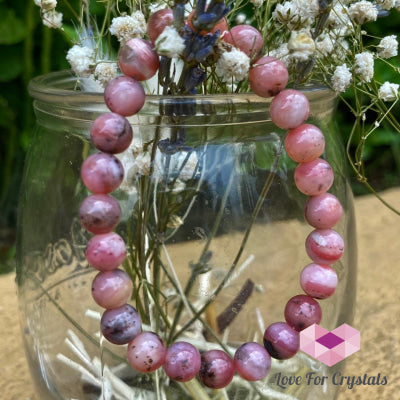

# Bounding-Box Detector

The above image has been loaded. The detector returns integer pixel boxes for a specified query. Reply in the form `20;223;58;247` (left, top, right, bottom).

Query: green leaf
0;7;27;44
0;45;22;81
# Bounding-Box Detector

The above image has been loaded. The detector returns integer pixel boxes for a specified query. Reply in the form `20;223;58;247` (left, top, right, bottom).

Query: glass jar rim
28;70;334;107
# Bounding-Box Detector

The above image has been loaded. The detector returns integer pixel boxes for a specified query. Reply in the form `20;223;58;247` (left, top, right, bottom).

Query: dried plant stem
172;142;283;341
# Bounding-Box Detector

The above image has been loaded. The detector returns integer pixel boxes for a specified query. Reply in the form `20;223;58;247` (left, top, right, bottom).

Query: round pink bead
147;9;174;42
163;342;201;382
284;294;322;331
234;342;271;381
199;350;235;389
101;304;141;345
79;194;121;234
91;269;133;309
263;322;299;360
249;56;288;98
118;38;160;81
104;76;145;117
86;232;126;271
81;153;124;194
285;124;325;163
294;158;334;196
300;263;338;299
90;113;133;154
305;228;345;264
222;25;264;59
270;89;310;130
127;332;167;373
304;193;343;229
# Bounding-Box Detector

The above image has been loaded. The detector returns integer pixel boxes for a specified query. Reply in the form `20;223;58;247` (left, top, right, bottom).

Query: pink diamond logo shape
300;324;360;366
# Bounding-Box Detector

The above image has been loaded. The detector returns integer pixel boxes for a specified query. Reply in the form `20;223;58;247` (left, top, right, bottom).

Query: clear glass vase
18;70;357;400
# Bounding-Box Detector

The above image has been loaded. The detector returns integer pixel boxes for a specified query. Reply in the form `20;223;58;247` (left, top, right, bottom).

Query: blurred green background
0;1;399;273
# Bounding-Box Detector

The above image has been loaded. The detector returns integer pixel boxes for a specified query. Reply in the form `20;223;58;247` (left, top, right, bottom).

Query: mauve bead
300;263;338;299
163;342;201;382
285;124;325;163
249;56;288;98
127;332;167;373
263;322;299;360
86;232;126;271
304;193;343;229
294;158;334;196
222;25;264;59
305;228;345;264
234;342;271;381
79;194;121;234
270;89;310;130
91;269;133;309
199;350;235;389
101;304;141;345
284;294;322;331
147;9;174;42
104;76;145;117
81;153;124;194
118;38;160;81
90;112;133;154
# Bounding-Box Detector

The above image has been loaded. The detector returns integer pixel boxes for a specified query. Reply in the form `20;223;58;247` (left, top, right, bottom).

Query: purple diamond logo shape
316;332;344;349
300;324;360;366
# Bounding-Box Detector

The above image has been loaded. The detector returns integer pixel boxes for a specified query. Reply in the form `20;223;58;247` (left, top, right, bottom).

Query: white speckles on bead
300;263;338;299
305;228;345;264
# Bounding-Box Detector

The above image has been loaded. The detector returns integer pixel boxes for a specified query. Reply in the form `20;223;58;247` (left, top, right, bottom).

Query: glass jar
18;70;357;400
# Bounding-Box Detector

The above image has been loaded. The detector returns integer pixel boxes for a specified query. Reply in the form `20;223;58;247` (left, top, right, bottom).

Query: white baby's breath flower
109;11;147;43
215;48;250;82
354;51;374;82
377;35;398;59
93;62;117;86
42;9;63;28
236;13;247;24
155;26;186;58
331;63;352;93
294;0;320;19
377;0;396;9
273;2;302;26
348;1;378;24
250;0;265;7
331;38;350;63
269;43;293;67
378;81;399;102
149;2;167;13
66;45;95;77
34;0;57;10
327;3;352;32
288;30;315;61
315;35;334;57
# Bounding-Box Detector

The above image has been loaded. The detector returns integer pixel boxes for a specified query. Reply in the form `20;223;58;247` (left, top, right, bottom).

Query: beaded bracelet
78;15;344;390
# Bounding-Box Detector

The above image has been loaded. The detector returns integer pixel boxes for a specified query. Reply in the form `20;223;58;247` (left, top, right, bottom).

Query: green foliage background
0;0;399;272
